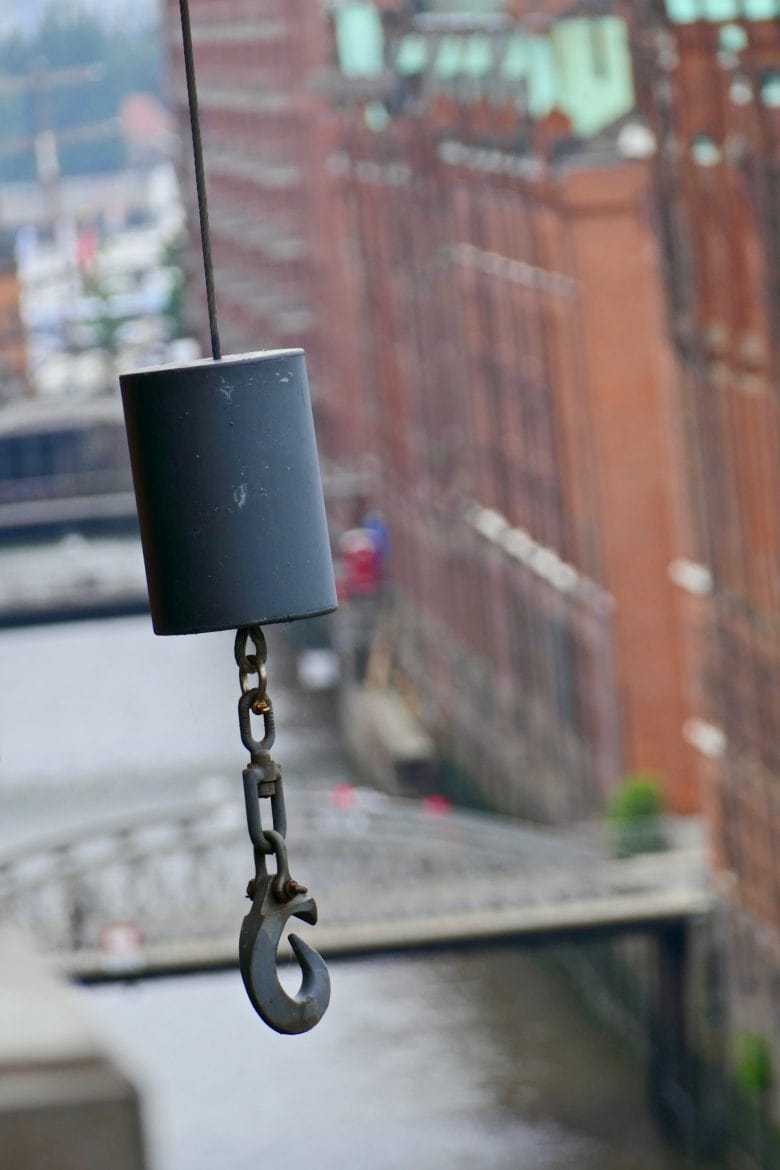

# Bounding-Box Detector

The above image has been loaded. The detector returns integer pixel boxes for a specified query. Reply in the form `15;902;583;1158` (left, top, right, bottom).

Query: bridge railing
0;787;712;966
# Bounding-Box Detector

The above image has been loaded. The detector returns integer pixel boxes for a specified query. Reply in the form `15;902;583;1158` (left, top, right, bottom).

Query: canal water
0;616;697;1170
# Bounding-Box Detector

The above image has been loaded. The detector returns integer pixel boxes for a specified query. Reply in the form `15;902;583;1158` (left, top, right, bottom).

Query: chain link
235;626;276;757
235;627;268;700
235;625;299;896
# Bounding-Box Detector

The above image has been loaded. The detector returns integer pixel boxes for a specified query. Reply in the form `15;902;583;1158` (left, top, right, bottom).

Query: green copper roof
427;0;505;9
334;3;384;78
666;0;780;20
397;33;429;75
460;34;494;77
526;36;557;116
435;35;465;78
501;34;528;80
552;17;635;136
742;0;779;16
335;6;636;143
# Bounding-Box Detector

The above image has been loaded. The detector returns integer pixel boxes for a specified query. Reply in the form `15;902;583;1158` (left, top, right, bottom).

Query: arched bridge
0;785;712;983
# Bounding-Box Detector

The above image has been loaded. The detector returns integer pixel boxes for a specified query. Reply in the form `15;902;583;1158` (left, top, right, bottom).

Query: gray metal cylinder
120;349;337;635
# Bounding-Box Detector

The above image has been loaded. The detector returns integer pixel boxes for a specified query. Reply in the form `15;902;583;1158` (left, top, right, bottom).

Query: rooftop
664;0;779;20
334;4;636;141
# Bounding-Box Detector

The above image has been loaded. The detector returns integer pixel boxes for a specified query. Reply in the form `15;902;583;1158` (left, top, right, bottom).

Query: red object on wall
339;529;382;599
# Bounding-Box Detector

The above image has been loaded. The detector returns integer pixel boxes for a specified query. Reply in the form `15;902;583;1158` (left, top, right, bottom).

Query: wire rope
178;0;221;361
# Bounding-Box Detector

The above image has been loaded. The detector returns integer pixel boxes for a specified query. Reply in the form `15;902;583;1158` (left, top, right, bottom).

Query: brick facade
165;0;700;819
168;0;780;1107
627;0;780;1102
326;5;695;818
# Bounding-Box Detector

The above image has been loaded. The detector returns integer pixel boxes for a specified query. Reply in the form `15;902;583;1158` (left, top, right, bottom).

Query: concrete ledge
0;928;147;1170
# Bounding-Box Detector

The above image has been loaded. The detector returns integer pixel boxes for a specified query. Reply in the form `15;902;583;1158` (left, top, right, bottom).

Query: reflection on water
87;951;695;1170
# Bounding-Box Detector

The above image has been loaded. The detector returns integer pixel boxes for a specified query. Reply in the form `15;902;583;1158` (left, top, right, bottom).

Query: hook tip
240;912;331;1035
288;932;331;1018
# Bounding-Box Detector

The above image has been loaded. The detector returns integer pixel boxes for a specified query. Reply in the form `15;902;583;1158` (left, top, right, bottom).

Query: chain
235;624;276;772
235;626;306;896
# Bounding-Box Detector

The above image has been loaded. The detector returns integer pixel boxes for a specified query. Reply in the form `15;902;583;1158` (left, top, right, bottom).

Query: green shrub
607;772;666;856
736;1032;774;1097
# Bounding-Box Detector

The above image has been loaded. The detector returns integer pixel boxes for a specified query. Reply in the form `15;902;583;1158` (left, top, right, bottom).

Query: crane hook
238;832;330;1035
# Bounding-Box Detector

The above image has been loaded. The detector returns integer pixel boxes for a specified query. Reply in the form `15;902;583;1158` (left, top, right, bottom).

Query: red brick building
165;0;708;819
324;2;697;819
627;0;780;1100
163;0;338;395
167;0;780;1110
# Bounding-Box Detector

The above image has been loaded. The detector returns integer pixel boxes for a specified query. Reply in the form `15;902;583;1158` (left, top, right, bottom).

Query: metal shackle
120;349;337;635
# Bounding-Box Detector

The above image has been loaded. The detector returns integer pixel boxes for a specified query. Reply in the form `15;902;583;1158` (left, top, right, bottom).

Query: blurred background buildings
628;0;780;1091
1;0;780;1138
158;0;780;1113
